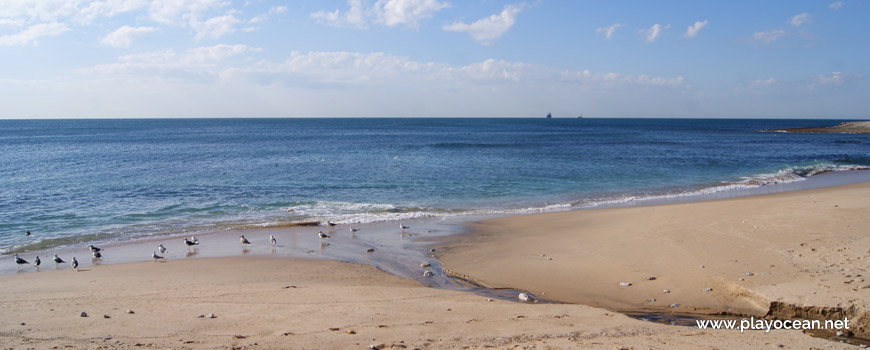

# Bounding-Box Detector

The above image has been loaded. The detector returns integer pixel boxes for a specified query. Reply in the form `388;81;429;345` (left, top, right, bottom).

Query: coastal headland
768;121;870;134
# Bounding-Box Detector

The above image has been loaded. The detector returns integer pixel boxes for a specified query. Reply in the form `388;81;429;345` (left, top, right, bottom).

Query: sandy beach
1;183;868;348
440;182;870;342
0;255;859;350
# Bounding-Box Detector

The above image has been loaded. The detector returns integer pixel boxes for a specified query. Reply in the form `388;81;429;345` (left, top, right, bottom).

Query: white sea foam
267;163;868;225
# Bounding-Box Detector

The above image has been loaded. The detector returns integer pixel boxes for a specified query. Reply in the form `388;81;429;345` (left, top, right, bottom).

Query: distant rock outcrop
767;121;870;134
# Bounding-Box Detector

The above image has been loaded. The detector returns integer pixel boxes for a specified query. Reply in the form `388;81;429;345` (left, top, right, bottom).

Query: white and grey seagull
349;227;360;234
269;235;277;245
88;245;103;253
158;244;167;255
14;254;28;270
240;235;251;244
71;257;78;271
53;254;65;264
152;251;164;260
399;223;410;231
327;221;337;227
318;231;330;239
34;256;41;270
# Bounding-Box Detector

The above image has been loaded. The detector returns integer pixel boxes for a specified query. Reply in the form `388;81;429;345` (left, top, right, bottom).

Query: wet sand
439;182;870;339
0;257;857;349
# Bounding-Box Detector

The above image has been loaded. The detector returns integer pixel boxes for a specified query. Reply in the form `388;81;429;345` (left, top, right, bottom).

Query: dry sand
0;256;857;350
440;182;870;341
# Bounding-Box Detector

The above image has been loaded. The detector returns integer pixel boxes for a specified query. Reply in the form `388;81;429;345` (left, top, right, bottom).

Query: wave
4;163;867;255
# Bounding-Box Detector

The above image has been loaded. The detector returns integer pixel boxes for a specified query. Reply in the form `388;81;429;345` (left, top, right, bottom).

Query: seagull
269;235;277;245
184;237;198;249
327;221;337;227
34;256;41;270
350;227;360;234
152;251;164;260
14;254;28;270
53;254;65;264
400;223;410;231
25;230;31;236
158;244;167;255
71;257;78;271
92;250;102;259
318;231;330;239
240;235;251;244
191;236;199;244
89;245;103;253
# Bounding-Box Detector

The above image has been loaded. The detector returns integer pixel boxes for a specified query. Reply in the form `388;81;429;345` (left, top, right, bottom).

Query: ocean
2;118;869;255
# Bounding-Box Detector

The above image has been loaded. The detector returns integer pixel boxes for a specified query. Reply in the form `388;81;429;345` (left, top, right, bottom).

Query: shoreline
6;165;870;258
438;181;870;339
5;169;870;274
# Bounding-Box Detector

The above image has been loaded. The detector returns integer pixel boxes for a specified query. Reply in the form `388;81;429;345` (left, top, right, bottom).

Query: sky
0;0;867;119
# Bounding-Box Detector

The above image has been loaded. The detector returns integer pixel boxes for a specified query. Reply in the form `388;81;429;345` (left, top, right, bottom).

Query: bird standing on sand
350;227;360;234
53;254;65;264
240;235;251;244
89;245;103;253
92;250;102;259
71;257;78;271
34;256;41;270
400;223;410;231
318;231;330;239
327;221;337;227
152;251;164;260
158;244;167;255
269;235;277;245
14;254;28;270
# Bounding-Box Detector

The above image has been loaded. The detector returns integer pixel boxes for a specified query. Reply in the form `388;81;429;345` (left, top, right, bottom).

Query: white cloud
89;44;261;76
789;13;811;27
101;25;155;47
684;20;708;38
377;0;448;29
829;1;844;10
443;4;521;44
190;14;239;40
816;72;844;85
753;29;785;45
250;5;288;23
639;24;669;43
311;0;448;30
748;77;776;88
310;0;369;29
0;22;70;46
147;0;227;25
595;23;623;40
77;0;147;25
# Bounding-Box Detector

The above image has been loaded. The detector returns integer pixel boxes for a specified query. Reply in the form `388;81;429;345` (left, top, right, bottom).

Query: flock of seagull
11;222;412;272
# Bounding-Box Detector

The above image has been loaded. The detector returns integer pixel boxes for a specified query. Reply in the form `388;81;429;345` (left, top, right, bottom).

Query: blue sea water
1;118;869;254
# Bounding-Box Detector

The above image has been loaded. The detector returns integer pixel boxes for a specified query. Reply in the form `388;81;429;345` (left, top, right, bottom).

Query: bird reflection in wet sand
186;248;199;258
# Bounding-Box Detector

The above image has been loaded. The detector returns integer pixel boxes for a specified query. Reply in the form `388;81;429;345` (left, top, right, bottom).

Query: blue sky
0;0;867;118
